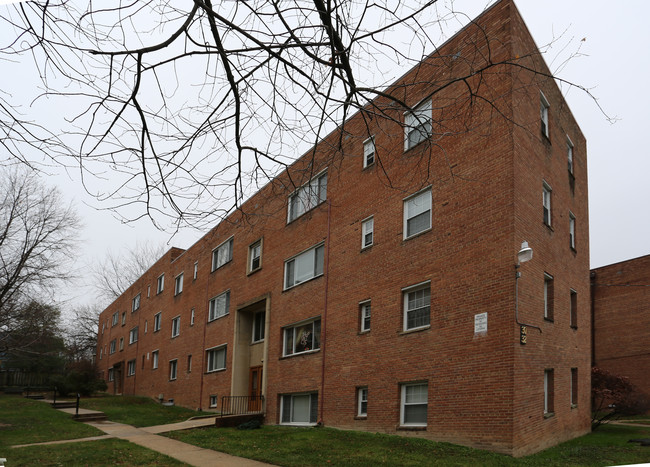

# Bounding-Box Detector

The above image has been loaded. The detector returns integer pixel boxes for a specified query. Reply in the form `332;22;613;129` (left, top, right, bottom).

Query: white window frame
283;317;321;357
169;359;178;381
360;300;371;333
540;91;550;138
357;387;368;417
542;182;552;227
210;395;218;408
174;273;184;296
208;290;230;322
152;350;159;369
400;382;428;427
119;337;124;351
132;294;140;312
109;339;116;354
111;312;118;327
404;99;432;151
544;273;554;321
361;217;374;248
363;136;375;168
403;282;431;331
153;312;161;332
567;136;574;175
171;315;180;338
544;369;554;414
403;188;432;239
190;308;195;326
287;170;328;223
157;274;164;294
127;359;136;377
206;345;227;373
108;367;114;382
252;311;265;343
129;326;138;344
280;392;319;426
284;243;325;290
211;237;233;271
249;239;262;273
569;212;576;249
193;261;198;280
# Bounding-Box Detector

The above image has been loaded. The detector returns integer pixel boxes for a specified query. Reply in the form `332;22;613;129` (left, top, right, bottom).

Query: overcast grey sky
1;0;648;309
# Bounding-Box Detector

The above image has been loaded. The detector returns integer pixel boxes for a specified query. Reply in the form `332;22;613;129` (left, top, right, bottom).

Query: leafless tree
0;168;80;352
0;1;603;230
64;304;102;361
90;241;166;303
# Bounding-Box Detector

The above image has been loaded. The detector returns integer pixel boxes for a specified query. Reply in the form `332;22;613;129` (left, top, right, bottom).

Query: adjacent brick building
592;255;650;395
96;0;591;456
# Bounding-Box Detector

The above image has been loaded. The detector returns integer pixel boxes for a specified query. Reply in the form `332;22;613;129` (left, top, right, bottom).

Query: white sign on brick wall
474;312;488;335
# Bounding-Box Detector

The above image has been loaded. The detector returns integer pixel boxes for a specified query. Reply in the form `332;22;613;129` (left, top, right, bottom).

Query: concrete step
24;394;45;400
51;401;77;409
73;413;107;422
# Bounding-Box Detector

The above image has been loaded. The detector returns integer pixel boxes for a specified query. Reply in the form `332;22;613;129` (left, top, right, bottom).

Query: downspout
590;270;596;367
318;199;332;425
198;247;210;410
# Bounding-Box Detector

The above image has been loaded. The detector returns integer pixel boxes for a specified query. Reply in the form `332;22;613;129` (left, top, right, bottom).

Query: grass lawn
166;423;650;466
0;395;102;448
80;394;206;427
6;438;186;466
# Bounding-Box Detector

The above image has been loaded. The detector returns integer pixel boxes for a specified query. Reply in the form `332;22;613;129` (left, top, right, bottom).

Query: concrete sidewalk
85;420;273;467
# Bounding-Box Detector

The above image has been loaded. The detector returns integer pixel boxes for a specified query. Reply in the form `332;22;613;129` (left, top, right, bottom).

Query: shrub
592;366;650;429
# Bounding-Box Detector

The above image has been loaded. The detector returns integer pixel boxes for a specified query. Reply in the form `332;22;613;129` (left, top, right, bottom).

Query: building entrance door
248;366;263;411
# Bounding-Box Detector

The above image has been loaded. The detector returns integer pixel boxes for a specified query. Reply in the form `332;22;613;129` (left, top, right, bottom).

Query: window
360;301;371;332
569;212;576;250
571;368;578;407
567;136;574;175
129;326;138;344
208;290;230;321
361;217;374;248
152;350;159;369
111;312;118;327
212;237;233;271
283;318;321;356
404;99;432;150
169;359;178;381
363;136;375;168
540;91;550;138
252;311;265;343
287;171;328;222
144;320;148;334
249;240;262;273
544;369;554;415
544;273;554;321
108;368;114;382
99;347;102;359
404;189;431;239
281;393;318;425
157;274;164;294
358;387;368;417
403;283;431;331
109;339;116;354
193;261;198;280
174;273;184;296
154;312;161;332
171;316;180;338
122;311;126;325
570;289;578;329
206;345;227;372
127;359;136;377
190;308;195;326
401;383;428;426
187;355;192;373
542;182;552;227
119;337;124;351
101;322;105;335
147;285;151;298
284;243;324;289
210;395;218;408
132;294;141;312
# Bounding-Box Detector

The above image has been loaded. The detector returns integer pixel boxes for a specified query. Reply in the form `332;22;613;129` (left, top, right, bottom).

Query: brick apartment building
96;0;591;456
592;255;650;395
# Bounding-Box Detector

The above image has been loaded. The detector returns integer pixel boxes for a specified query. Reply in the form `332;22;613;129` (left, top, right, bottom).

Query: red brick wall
593;255;650;395
96;0;590;456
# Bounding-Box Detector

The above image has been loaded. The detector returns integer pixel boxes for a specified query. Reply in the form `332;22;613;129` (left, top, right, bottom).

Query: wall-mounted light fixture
515;241;541;344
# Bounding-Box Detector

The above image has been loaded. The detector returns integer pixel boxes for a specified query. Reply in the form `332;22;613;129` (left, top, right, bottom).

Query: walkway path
13;402;274;467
